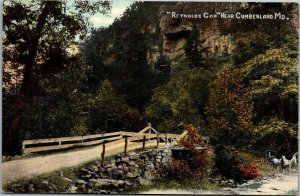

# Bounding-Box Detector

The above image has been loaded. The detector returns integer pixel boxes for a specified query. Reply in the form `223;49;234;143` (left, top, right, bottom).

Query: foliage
178;124;202;149
3;0;111;155
205;67;254;147
239;162;261;180
184;25;208;68
163;159;193;181
119;108;141;130
214;145;243;181
18;57;91;139
240;48;298;123
145;56;212;133
232;4;297;65
81;2;163;111
177;124;213;178
89;80;127;132
253;118;297;151
145;80;201;133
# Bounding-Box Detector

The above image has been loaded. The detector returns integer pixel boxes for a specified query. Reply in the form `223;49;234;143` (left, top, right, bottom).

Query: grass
286;189;298;195
239;150;273;175
130;177;218;194
3;166;78;193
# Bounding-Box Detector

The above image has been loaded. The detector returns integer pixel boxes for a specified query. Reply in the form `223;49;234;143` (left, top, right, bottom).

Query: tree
145;81;201;133
205;67;254;147
254;118;297;152
240;48;298;123
18;56;91;140
89;80;127;132
3;0;111;155
184;25;208;68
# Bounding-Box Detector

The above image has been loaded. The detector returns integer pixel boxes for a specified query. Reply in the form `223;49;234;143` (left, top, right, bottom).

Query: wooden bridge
22;124;187;154
3;125;188;184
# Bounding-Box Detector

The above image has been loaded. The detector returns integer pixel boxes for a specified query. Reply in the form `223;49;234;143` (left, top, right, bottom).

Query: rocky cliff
159;2;298;59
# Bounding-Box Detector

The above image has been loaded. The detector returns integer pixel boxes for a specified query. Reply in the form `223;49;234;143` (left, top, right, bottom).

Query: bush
239;162;261;180
214;145;243;181
162;159;193;181
178;124;213;178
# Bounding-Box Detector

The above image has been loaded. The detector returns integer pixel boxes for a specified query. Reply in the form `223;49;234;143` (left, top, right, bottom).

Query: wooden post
58;142;61;146
101;140;106;167
124;137;128;156
156;134;159;148
142;135;146;150
165;133;168;144
22;144;25;154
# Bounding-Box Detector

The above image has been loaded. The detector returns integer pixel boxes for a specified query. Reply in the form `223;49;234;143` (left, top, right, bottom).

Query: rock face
159;2;299;59
159;2;241;58
73;146;172;194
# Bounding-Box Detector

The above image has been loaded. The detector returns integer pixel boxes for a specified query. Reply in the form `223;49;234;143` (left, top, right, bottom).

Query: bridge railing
22;126;182;154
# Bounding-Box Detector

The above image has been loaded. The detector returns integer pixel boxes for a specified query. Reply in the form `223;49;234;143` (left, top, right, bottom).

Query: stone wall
71;146;172;194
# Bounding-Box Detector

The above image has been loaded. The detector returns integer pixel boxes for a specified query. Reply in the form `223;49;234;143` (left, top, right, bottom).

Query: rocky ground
141;171;298;195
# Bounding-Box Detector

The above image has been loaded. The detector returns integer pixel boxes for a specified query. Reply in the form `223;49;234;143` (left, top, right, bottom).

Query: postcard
2;1;298;195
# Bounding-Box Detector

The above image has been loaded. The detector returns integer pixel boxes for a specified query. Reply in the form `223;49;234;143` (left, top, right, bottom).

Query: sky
90;0;136;28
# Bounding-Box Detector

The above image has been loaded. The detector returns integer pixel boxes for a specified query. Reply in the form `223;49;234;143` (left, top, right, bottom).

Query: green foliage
214;145;243;181
184;25;208;68
145;55;213;133
145;80;200;133
232;4;297;65
240;48;298;123
3;0;111;154
19;57;91;139
89;79;127;132
254;118;297;150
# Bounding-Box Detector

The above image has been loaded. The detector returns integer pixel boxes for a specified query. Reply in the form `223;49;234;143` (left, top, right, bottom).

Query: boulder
76;180;86;185
121;157;129;162
137;177;151;186
92;179;125;189
69;185;77;193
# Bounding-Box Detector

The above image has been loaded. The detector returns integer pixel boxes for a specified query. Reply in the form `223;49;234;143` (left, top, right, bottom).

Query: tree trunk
4;2;53;155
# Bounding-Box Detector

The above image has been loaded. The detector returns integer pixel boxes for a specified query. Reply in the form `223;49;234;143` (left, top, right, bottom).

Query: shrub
178;124;213;178
239;162;261;180
162;159;193;181
214;145;243;181
178;124;202;149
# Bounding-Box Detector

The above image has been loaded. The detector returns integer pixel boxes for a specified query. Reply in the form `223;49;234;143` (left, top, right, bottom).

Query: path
2;140;161;185
141;172;298;195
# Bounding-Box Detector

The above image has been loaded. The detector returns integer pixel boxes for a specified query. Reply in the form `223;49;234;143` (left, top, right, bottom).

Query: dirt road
2;140;161;185
141;172;298;195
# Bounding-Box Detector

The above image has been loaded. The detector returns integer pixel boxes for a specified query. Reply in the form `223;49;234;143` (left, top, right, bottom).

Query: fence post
124;137;128;156
156;134;159;148
22;144;25;154
165;133;168;144
101;140;106;167
143;135;146;150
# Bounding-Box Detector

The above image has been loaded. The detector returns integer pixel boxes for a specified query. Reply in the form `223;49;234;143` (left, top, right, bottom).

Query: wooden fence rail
22;126;182;154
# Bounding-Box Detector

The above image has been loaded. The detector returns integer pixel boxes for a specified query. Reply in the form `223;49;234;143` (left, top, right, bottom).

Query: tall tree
184;25;207;68
3;0;111;155
205;68;254;147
